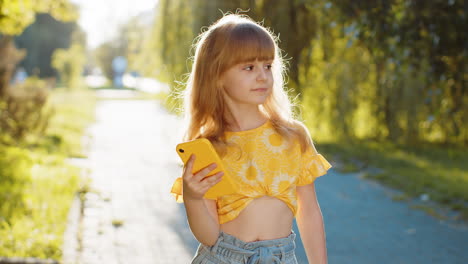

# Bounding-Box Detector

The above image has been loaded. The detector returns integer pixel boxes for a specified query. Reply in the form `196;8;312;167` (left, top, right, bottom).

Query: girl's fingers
183;154;196;178
182;158;223;198
193;163;218;181
201;171;224;187
184;171;224;199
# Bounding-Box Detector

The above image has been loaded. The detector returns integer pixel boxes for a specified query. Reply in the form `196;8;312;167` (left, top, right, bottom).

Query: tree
14;13;83;78
0;0;78;97
0;0;78;35
330;0;468;144
52;43;86;89
140;0;467;145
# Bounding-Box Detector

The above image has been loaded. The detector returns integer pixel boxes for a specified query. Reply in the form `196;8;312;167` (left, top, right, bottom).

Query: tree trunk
0;35;26;98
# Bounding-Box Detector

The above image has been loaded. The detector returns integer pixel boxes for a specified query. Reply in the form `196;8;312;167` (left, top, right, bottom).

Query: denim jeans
191;231;298;264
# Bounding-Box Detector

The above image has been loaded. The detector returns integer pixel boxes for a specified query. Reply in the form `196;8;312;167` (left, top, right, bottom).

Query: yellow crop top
170;120;332;224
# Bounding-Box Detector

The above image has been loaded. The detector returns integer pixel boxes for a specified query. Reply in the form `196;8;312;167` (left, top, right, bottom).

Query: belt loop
210;231;223;255
280;246;285;262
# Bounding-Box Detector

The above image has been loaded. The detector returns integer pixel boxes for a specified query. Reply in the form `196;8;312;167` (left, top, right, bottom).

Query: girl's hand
182;154;224;200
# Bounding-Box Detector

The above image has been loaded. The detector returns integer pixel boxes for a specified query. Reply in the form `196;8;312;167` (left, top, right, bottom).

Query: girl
171;14;332;264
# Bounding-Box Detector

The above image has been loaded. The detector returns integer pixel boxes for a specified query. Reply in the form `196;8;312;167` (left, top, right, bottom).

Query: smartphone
176;138;236;199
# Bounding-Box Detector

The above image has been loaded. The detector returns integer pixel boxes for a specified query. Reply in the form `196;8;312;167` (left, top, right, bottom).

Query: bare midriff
220;196;294;242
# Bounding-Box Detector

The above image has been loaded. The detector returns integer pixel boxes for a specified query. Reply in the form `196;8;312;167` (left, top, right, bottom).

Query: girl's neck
225;107;268;132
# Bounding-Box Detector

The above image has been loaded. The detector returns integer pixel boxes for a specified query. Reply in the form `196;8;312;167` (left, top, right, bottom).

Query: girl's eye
244;66;254;71
265;64;272;70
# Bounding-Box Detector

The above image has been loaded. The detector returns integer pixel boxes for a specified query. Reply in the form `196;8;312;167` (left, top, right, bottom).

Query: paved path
77;99;195;263
314;172;467;264
75;96;468;264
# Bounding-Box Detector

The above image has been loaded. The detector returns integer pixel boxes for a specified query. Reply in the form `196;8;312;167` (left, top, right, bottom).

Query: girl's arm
184;198;219;246
296;183;327;264
183;154;223;246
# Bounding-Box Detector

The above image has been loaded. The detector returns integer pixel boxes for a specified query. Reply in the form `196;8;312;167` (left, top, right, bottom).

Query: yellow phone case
176;138;236;199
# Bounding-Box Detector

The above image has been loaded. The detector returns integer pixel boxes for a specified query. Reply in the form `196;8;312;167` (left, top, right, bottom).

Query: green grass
47;88;97;156
317;139;468;220
0;88;97;259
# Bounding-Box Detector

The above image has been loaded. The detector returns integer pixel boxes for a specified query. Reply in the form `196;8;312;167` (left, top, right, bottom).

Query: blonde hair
183;14;312;155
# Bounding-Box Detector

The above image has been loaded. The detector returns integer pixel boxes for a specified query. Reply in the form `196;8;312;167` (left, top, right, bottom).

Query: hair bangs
222;23;275;71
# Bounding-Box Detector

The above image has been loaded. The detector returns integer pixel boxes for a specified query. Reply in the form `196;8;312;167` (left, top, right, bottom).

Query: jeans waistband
209;231;296;264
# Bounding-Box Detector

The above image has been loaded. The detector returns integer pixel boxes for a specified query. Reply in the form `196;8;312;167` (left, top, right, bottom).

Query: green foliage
0;151;81;259
0;147;32;223
147;0;467;145
93;42;118;82
0;0;78;36
300;27;377;141
1;2;81;101
133;0;195;84
328;0;468;144
52;43;86;89
0;89;96;259
118;17;150;75
0;77;53;144
92;17;146;82
14;13;83;78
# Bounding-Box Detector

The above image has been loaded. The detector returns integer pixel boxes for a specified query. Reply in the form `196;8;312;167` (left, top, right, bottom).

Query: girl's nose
257;68;267;81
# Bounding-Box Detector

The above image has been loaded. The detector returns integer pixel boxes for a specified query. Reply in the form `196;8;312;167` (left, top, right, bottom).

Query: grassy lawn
0;88;96;260
317;139;468;220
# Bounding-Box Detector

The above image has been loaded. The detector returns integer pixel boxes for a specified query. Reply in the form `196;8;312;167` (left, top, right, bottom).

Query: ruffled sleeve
170;177;184;203
296;147;332;186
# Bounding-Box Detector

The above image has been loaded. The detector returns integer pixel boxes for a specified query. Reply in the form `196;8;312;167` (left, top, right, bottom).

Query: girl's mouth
252;88;268;92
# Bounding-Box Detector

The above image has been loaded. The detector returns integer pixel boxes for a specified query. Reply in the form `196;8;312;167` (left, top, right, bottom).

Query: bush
0;146;32;223
0;78;54;145
0;89;95;259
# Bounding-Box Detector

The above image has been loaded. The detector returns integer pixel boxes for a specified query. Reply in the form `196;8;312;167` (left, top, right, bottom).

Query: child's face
220;59;273;108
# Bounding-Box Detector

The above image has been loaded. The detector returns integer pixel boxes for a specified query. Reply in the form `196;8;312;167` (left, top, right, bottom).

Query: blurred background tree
140;0;467;146
0;0;79;97
330;0;467;144
14;13;85;80
52;42;86;89
93;24;131;83
0;0;82;145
